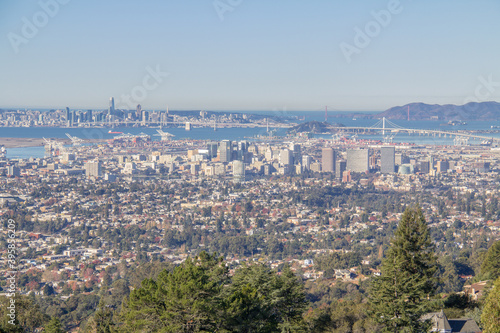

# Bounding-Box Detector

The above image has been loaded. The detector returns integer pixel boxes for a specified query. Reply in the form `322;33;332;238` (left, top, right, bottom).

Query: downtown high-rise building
233;160;245;182
321;148;336;173
207;142;219;159
336;160;347;179
136;104;142;119
380;146;395;173
280;149;293;166
109;97;115;115
289;142;301;163
219;140;232;163
236;141;248;161
86;110;93;123
347;149;369;173
418;160;430;174
302;155;312;170
84;160;102;178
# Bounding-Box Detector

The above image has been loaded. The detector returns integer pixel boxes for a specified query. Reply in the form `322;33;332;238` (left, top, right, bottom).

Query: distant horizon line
1;100;499;113
0;107;383;113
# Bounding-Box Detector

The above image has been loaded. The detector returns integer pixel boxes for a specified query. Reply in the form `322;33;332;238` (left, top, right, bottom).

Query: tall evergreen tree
44;317;65;333
83;299;115;333
480;240;500;280
481;276;500;333
369;205;438;332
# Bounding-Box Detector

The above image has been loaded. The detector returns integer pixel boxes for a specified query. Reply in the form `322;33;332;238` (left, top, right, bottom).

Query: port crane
65;133;84;146
154;130;175;141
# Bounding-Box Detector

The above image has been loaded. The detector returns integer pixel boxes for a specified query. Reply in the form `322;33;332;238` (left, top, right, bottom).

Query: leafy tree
480;240;500;280
481;276;500;333
369;205;438;332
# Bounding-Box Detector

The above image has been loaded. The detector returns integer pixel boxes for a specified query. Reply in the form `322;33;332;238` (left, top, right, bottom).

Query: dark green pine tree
223;264;307;332
369;205;438;333
480;240;500;280
44;317;65;333
481;276;500;333
119;251;228;332
84;299;115;333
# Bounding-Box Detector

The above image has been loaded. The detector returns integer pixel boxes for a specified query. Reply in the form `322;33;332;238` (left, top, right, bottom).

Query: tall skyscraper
109;97;115;115
322;148;336;173
418;161;430;174
236;141;248;161
380;147;395;173
289;142;301;163
219;140;232;163
84;161;102;178
136;104;142;119
437;160;449;173
265;148;273;161
65;107;70;122
233;160;245;182
302;155;312;170
347;149;369;173
207;142;219;159
7;165;20;177
336;160;347;178
280;149;293;166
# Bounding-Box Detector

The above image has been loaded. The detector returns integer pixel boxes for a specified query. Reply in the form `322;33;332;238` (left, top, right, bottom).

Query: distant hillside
287;121;344;134
376;101;500;121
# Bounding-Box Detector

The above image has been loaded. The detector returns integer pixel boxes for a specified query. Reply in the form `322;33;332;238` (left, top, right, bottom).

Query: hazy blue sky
1;0;499;111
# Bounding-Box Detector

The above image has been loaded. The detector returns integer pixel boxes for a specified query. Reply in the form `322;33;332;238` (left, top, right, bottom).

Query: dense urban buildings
0;117;499;333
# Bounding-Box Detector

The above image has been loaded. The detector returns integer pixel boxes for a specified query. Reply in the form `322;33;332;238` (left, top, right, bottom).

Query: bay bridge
329;117;500;145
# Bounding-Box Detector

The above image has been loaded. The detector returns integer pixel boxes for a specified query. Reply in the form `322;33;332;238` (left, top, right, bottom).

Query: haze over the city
1;0;499;111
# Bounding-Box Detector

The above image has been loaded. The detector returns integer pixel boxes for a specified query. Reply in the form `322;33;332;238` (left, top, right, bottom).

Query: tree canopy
369;205;438;332
481;276;500;333
119;252;307;332
480;240;500;280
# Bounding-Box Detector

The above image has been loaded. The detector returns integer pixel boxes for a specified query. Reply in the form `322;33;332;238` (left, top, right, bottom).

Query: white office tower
233;160;245;182
84;160;102;178
280;149;293;166
302;155;312;170
347;149;369;172
265;147;273;161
